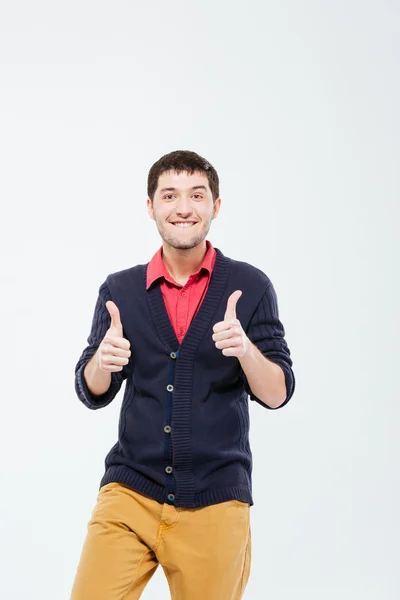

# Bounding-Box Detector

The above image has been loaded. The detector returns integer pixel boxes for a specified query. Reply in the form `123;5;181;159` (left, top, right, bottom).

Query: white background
0;1;399;598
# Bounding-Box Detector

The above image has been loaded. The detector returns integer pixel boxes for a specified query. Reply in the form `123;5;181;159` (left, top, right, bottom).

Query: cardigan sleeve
74;280;130;410
240;281;295;409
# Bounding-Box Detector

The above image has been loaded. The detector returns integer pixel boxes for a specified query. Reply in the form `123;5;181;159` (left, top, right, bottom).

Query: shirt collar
146;240;216;290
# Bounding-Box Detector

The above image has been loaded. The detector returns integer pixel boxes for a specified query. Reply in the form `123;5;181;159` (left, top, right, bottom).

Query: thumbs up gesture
212;290;249;358
96;301;131;372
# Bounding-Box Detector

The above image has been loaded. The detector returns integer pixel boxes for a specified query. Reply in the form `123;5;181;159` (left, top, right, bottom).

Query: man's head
147;150;221;251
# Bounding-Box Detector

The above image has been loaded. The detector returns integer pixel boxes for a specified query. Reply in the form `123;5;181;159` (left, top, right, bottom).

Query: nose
175;197;193;217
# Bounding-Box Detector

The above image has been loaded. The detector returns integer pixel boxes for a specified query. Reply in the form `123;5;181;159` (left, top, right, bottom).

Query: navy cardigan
75;248;295;508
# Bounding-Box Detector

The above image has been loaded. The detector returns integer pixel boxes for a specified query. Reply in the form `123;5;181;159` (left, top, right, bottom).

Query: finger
213;325;241;341
99;364;124;372
222;347;239;357
103;334;131;351
224;290;242;321
213;318;240;334
101;342;131;358
96;347;127;371
215;336;242;350
101;354;130;367
106;300;123;331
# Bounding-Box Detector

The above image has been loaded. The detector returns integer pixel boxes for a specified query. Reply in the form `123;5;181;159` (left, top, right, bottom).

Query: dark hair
147;150;219;203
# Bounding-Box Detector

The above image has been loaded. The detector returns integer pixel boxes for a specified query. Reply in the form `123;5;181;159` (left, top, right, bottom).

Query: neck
162;240;208;283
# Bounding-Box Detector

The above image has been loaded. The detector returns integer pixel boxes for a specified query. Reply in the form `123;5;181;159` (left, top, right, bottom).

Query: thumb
224;290;242;321
106;300;123;333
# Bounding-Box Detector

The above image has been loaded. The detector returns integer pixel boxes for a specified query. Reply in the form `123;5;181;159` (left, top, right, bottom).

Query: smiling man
71;150;296;600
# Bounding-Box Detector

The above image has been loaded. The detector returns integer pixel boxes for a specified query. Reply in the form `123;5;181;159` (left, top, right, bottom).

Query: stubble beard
157;220;212;251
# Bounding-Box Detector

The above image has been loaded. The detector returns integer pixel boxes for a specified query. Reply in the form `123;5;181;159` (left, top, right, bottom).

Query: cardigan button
170;352;177;359
166;384;174;392
164;425;171;434
168;494;175;502
165;466;173;474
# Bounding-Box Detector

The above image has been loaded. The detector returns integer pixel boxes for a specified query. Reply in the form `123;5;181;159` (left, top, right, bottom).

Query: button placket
164;348;179;504
176;285;189;339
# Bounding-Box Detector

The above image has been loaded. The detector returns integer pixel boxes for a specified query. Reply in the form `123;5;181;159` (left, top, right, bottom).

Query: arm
240;282;295;409
238;341;287;408
75;281;130;410
83;353;112;396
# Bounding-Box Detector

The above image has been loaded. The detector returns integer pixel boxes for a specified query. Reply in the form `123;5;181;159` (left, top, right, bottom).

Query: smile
171;222;197;227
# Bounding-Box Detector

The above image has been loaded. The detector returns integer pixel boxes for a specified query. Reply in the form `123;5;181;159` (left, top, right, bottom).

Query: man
71;150;295;600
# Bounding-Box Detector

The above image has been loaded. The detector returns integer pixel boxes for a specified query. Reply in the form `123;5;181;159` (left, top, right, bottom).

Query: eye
163;194;175;200
193;194;203;200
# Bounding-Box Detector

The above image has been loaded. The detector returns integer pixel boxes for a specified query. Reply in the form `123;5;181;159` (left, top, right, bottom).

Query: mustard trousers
70;481;252;600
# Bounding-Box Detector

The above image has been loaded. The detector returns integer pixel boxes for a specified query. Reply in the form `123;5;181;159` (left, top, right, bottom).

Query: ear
147;197;155;220
212;197;221;219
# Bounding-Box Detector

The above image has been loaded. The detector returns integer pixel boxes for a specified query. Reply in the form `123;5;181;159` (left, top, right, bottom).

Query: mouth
170;221;198;228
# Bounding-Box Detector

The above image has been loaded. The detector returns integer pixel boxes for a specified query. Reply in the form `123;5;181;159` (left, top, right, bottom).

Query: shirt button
165;466;173;474
164;425;172;433
166;384;174;392
195;276;200;281
181;291;187;297
170;352;177;359
168;493;175;502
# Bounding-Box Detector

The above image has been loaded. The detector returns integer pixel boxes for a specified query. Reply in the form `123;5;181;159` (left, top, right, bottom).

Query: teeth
173;222;195;227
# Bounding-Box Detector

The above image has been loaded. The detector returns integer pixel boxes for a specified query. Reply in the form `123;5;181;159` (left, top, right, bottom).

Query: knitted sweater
75;247;295;508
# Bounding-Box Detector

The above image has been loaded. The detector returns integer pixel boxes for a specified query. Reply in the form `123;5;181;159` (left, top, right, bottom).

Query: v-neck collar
145;247;231;354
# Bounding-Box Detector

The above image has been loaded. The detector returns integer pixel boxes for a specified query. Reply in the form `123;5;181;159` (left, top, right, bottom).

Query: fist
212;290;249;358
96;301;131;372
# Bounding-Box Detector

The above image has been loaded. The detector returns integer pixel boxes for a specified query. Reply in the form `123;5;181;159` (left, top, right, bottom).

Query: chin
162;233;205;250
156;220;212;250
168;239;200;250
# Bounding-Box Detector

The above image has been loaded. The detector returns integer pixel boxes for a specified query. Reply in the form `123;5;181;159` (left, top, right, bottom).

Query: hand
212;290;250;358
96;301;131;372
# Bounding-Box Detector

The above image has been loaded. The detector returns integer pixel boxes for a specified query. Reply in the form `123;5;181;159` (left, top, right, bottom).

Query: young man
71;150;295;600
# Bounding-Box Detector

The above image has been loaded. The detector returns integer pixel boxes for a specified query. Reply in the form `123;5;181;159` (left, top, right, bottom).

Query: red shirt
146;240;217;344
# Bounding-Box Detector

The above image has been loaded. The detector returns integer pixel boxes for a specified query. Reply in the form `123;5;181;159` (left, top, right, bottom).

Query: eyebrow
159;185;208;193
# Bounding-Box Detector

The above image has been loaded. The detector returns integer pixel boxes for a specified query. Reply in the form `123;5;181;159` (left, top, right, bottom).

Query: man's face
147;170;221;250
